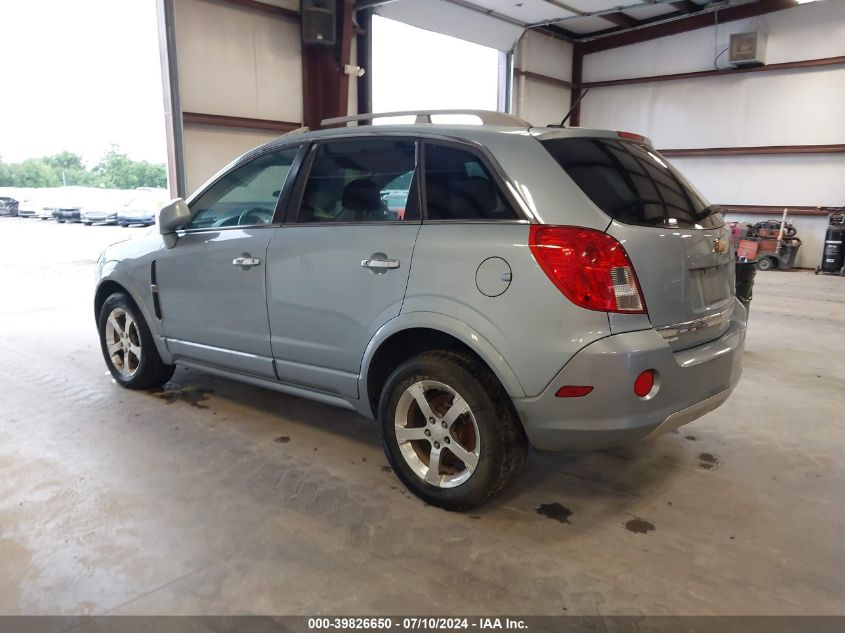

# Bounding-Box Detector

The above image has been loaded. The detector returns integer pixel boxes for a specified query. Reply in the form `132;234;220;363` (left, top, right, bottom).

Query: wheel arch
94;279;132;323
94;277;172;364
360;313;526;418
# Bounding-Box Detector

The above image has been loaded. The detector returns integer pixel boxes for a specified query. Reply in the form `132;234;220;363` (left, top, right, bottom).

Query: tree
10;159;61;188
91;145;167;189
43;151;94;186
43;151;86;172
0;147;167;189
0;160;13;187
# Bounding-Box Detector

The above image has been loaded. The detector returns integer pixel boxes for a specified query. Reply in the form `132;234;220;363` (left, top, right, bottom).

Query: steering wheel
238;206;274;226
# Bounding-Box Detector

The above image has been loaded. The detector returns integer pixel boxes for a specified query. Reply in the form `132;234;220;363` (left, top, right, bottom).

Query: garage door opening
371;15;504;121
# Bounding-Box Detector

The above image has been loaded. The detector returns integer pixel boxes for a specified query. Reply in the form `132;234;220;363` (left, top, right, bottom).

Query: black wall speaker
301;0;337;46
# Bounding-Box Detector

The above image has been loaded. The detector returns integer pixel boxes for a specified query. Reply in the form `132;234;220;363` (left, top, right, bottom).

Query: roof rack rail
321;109;530;128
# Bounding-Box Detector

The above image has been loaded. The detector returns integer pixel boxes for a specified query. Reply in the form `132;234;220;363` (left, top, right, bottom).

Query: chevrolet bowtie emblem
713;238;728;254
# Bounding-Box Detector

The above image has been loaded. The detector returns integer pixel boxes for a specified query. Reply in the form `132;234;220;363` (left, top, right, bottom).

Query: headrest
341;179;381;213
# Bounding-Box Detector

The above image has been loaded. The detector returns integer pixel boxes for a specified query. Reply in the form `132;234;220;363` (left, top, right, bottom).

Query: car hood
101;227;162;262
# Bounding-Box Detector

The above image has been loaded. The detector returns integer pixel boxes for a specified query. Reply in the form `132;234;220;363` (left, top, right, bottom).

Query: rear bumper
513;299;746;451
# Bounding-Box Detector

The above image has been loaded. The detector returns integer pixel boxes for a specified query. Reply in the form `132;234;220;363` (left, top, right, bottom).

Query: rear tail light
529;225;647;314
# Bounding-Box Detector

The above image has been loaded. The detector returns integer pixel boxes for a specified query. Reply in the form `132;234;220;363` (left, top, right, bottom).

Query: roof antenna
559;88;590;127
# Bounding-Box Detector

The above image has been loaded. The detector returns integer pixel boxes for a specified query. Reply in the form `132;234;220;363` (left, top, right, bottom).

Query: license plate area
692;265;730;307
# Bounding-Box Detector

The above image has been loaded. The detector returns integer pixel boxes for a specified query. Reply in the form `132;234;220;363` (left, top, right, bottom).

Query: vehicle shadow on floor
155;367;691;522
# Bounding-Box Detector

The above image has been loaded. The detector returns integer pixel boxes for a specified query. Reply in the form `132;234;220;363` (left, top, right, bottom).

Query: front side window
187;147;299;229
297;139;419;223
423;144;518;221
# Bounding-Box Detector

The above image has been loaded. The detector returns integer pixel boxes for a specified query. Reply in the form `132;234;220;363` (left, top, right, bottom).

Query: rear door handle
233;256;261;267
361;258;400;270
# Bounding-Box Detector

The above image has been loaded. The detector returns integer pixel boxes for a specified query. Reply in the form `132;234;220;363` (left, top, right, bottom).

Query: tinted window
541;137;722;229
187;147;299;229
297;139;419;223
424;144;518;221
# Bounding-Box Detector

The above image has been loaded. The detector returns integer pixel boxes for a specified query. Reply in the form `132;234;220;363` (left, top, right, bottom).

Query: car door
266;137;422;398
157;145;302;378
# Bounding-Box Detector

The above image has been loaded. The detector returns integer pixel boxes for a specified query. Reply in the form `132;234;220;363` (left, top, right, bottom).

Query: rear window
541;137;723;229
424;144;518;221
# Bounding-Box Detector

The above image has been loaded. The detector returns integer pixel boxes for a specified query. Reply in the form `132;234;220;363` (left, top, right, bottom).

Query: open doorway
371;15;503;117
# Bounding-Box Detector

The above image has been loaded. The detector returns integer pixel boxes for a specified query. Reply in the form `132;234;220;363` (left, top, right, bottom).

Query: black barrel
735;261;756;317
817;224;845;275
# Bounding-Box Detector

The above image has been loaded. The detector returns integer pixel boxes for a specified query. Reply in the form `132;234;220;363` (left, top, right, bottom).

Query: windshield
541;137;723;229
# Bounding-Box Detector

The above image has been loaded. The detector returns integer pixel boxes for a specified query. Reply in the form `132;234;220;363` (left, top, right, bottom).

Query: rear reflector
634;370;655;398
529;225;647;314
555;385;594;398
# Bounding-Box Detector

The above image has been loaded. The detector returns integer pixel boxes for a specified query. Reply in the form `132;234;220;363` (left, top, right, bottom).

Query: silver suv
94;110;746;510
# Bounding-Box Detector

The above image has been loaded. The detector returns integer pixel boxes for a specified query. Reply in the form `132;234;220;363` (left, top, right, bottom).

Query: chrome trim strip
655;302;735;341
167;338;272;361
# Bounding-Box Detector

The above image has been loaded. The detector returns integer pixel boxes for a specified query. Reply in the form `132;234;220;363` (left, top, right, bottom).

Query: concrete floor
0;217;843;616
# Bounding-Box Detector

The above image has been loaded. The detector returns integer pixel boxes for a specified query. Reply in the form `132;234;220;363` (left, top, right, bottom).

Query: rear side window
541;138;723;229
424;144;518;221
297;139;420;223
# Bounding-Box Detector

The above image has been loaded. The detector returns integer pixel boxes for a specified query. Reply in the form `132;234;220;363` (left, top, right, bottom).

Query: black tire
83;222;92;226
815;267;820;275
756;257;774;271
379;350;527;511
97;292;175;389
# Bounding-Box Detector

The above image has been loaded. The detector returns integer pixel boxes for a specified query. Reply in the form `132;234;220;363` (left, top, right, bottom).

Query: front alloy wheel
97;292;175;389
104;307;143;378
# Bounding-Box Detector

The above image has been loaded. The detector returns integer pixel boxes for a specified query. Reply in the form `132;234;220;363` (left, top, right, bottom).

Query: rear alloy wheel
98;292;175;389
379;350;527;511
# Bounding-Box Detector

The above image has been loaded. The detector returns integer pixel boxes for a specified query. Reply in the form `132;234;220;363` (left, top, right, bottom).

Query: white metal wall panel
580;68;845;148
673;154;845;209
583;1;845;82
517;78;571;127
183;126;280;194
174;0;303;123
518;30;572;81
514;30;572;125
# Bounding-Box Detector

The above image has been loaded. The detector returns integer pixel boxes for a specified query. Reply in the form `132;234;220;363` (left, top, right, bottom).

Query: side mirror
158;198;191;235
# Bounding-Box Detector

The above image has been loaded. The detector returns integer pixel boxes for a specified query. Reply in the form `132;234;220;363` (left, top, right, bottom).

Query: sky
371;16;501;116
0;0;167;166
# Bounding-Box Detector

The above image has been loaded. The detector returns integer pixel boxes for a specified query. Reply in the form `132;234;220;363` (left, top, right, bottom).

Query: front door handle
233;256;261;267
361;257;400;270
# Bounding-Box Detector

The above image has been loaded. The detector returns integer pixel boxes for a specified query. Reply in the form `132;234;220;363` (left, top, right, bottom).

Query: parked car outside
36;206;56;220
381;189;409;220
117;188;170;227
17;196;42;218
51;206;82;223
94;112;746;510
0;197;19;217
81;190;129;226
